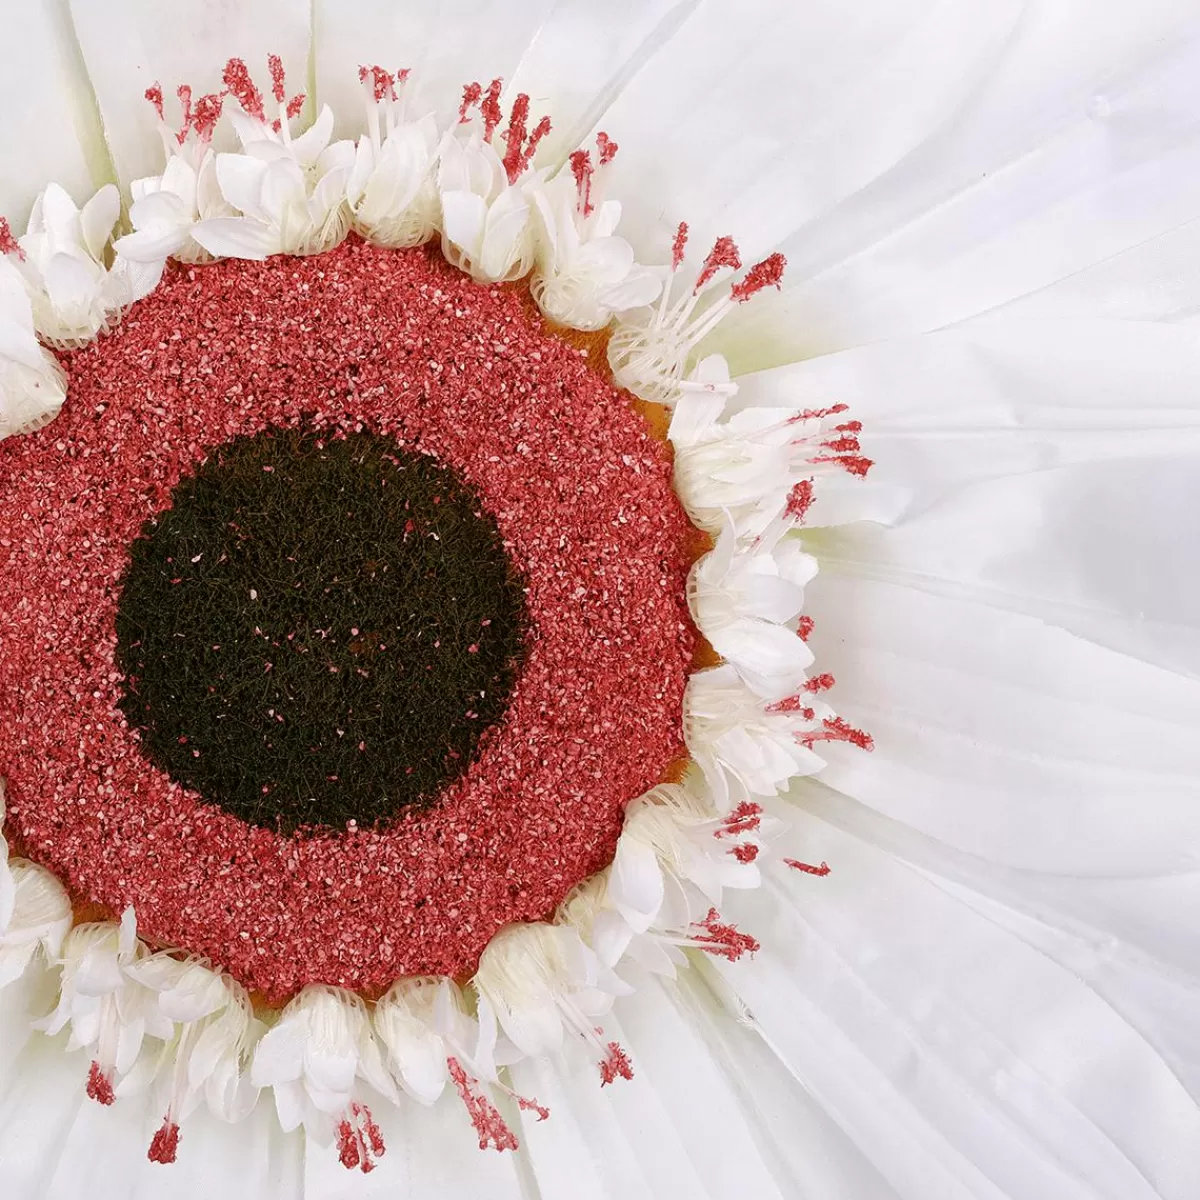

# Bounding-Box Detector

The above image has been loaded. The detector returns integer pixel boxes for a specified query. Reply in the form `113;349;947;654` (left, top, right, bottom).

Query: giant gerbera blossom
1;3;1198;1197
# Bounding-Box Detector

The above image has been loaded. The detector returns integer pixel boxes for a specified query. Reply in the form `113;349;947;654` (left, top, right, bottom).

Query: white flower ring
0;58;874;1170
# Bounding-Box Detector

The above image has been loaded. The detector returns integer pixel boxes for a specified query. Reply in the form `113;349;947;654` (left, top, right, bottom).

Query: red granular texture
148;1120;180;1164
86;1061;115;1106
0;239;694;1003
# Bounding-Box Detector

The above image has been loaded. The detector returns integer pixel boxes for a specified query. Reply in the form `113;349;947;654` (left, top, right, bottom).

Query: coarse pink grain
0;239;695;1002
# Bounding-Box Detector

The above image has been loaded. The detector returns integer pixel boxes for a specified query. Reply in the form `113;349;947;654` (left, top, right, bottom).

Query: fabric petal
712;821;1200;1200
69;0;312;186
314;0;556;137
710;12;1200;367
737;318;1200;676
588;0;1019;261
0;4;102;224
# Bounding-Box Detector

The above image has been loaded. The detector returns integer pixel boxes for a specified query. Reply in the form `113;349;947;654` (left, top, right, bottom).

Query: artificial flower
0;5;1196;1199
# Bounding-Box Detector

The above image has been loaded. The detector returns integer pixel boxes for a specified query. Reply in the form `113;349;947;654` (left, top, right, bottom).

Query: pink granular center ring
0;239;695;1002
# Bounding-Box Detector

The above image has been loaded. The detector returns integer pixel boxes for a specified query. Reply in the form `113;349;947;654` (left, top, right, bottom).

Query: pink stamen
792;403;849;422
804;673;835;693
0;217;23;260
671;222;689;270
715;800;762;838
268;54;287;104
796;615;815;641
336;1102;385;1173
222;58;265;123
481;78;504;141
596;131;618;165
599;1041;634;1086
458;81;482;124
730;252;786;302
784;859;831;877
285;93;306;121
175;85;193;145
447;1057;520;1152
192;92;225;141
86;1061;114;1106
144;83;165;122
570;149;595;216
798;716;874;752
695;236;741;291
358;66;398;103
766;693;811;716
823;434;861;454
810;453;873;478
147;1118;180;1164
785;478;815;523
731;842;760;863
836;419;863;433
501;93;550;183
692;908;760;962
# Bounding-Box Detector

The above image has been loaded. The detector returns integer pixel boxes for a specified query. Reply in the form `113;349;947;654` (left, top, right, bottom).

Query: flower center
114;427;528;832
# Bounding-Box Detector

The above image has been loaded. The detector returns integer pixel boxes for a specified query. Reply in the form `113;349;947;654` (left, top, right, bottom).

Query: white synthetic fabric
68;0;313;186
313;0;558;138
0;3;100;224
0;2;1198;1195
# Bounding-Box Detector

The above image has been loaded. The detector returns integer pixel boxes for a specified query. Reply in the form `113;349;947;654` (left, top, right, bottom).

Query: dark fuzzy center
115;426;528;832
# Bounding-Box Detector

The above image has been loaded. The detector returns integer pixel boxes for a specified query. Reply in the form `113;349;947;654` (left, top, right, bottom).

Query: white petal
713;818;1200;1199
440;189;488;258
739;318;1200;676
0;6;98;223
313;0;556;136
69;0;312;185
191;217;278;260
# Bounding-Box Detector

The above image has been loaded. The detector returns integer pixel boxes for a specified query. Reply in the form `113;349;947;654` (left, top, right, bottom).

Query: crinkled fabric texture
1;2;1199;1198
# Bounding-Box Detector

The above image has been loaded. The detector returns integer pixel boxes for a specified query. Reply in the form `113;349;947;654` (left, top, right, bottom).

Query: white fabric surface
1;3;1198;1197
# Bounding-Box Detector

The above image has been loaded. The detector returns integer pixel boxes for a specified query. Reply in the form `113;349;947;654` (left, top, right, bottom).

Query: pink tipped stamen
86;1061;115;1106
0;217;23;260
810;452;873;478
144;83;165;122
222;58;265;122
792;403;849;422
766;694;814;718
796;615;815;642
501;94;550;183
599;1041;634;1086
193;92;225;141
730;252;786;302
804;673;835;693
174;85;193;144
570;149;595;217
481;77;504;141
268;54;287;104
285;92;306;121
798;716;874;752
447;1057;520;1152
715;800;763;838
785;478;815;523
671;222;689;271
694;235;742;292
336;1103;385;1173
596;131;618;165
358;65;397;103
148;1118;180;1165
691;908;760;962
823;434;861;454
785;859;832;877
731;842;760;864
458;81;483;123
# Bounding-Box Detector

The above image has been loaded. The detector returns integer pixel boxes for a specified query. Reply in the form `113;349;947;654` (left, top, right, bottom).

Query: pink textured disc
0;239;694;1001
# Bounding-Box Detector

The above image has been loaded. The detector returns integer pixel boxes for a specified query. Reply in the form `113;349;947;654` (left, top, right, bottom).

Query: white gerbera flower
0;5;1197;1198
